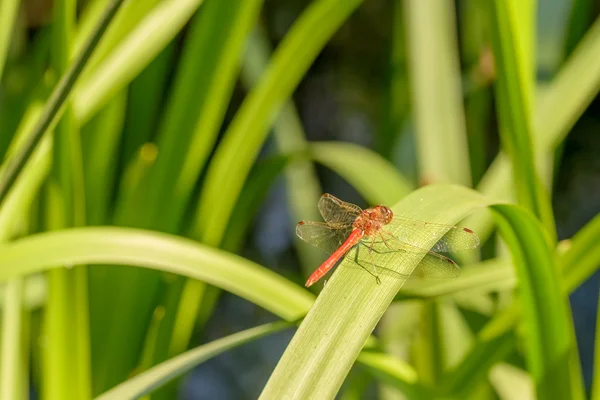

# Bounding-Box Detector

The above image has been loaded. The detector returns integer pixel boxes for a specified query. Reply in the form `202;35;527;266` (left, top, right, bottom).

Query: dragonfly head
379;205;394;224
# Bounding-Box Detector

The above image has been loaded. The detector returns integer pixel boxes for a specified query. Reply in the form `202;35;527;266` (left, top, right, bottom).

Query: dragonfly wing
352;235;461;278
318;193;362;224
386;216;479;252
296;221;352;254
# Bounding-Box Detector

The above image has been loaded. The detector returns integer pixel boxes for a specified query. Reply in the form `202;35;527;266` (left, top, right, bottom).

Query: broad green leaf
94;321;293;400
405;0;471;185
0;227;314;320
259;184;494;399
309;141;413;205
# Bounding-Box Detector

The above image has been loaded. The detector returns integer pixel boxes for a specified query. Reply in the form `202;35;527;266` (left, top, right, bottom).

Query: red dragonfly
296;194;480;287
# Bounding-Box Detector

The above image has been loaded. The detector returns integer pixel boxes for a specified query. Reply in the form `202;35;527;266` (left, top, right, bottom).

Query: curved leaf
0;227;313;321
492;204;581;399
259;184;494;399
95;321;292;400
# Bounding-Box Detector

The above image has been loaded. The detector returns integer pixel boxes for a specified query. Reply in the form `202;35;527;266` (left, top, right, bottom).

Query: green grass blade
259;184;494;399
561;212;600;292
74;0;204;123
194;0;363;246
593;290;600;400
355;351;429;398
441;331;515;396
46;0;92;397
489;363;535;400
488;0;555;235
0;227;314;320
537;15;600;149
0;279;24;400
0;0;20;80
140;0;263;231
469;14;600;244
0;0;126;209
562;0;595;58
0;275;46;310
492;204;582;399
309;141;413;205
95;321;293;400
442;211;600;397
81;92;127;225
241;24;325;278
405;0;471;185
379;0;409;162
222;156;290;252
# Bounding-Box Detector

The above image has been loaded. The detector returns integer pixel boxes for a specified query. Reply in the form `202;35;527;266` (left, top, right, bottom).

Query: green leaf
405;0;471;185
0;227;314;320
470;14;600;244
561;211;600;291
397;258;514;300
222;155;290;252
0;279;25;400
487;0;555;236
0;0;127;209
194;0;363;246
309;141;413;205
95;321;293;400
441;331;515;397
0;0;20;80
259;184;494;399
73;0;204;123
492;204;582;399
355;351;430;398
240;24;325;278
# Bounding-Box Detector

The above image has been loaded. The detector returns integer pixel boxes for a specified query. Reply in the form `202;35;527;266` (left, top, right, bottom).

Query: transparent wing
386;216;480;252
318;193;362;225
347;235;461;279
296;221;353;254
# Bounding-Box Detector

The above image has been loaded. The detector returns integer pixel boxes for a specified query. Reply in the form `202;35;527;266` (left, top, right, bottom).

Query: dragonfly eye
381;206;393;223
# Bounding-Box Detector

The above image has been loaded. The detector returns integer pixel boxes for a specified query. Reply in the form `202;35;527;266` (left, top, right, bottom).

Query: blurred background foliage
1;0;600;399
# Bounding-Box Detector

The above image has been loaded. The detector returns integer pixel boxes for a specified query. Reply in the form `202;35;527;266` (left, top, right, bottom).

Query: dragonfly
296;193;480;287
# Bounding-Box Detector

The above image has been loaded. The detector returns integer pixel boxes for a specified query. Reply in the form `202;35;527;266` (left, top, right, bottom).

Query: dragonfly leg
353;245;381;285
368;237;381;284
379;231;395;250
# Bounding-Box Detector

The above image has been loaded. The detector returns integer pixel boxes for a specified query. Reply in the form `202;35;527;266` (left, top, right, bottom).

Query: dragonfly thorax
353;205;394;236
